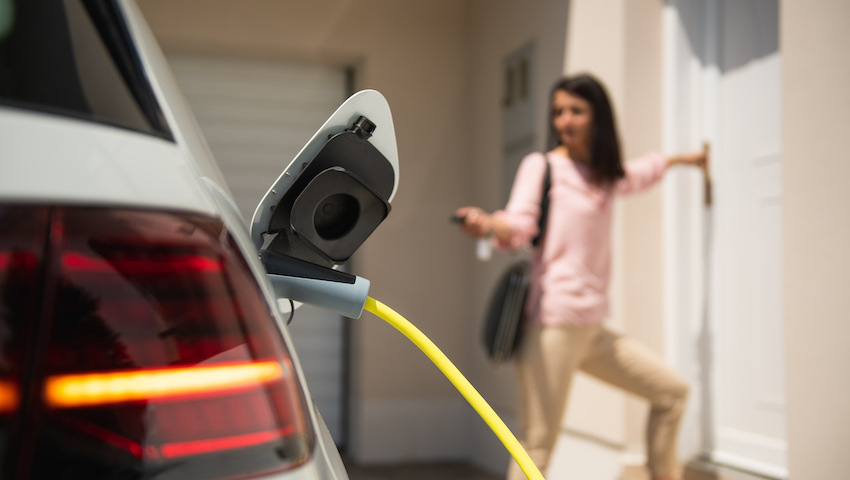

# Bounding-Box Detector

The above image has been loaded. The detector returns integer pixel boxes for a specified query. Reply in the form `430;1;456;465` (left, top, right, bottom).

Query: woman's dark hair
547;74;625;185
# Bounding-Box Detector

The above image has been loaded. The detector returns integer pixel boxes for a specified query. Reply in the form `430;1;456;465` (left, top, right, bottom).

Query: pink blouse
493;150;667;326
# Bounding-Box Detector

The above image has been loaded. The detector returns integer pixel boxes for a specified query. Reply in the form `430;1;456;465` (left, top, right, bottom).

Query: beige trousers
506;324;689;480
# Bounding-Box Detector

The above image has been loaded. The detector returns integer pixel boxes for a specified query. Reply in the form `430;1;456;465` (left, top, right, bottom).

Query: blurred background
135;0;849;478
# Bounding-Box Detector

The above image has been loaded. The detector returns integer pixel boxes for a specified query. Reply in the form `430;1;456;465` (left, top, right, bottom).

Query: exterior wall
562;0;667;462
463;1;572;473
562;0;632;451
621;0;666;460
781;0;850;477
136;0;477;464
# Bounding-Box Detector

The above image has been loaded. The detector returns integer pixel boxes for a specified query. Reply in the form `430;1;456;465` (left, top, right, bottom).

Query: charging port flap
249;90;399;262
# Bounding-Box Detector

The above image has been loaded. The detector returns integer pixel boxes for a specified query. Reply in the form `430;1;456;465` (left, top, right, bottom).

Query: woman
455;74;705;480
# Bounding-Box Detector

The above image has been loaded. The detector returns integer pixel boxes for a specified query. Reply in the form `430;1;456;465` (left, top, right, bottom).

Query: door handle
703;140;712;207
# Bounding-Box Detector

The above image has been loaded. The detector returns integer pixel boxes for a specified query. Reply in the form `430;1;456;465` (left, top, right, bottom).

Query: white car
0;0;393;478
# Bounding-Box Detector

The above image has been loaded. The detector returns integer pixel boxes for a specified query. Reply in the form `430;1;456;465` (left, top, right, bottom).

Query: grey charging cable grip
260;249;370;319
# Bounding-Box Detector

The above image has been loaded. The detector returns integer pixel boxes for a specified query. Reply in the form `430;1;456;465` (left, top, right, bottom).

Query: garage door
168;54;350;446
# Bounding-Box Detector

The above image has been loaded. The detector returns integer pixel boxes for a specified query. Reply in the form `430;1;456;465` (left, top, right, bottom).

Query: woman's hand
666;144;712;205
667;141;710;170
667;149;708;170
454;207;493;239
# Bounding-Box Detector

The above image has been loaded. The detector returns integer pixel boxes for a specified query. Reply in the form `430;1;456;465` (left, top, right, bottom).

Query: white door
664;1;786;477
167;55;350;446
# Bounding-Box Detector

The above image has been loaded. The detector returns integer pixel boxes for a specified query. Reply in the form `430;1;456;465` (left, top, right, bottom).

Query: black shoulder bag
482;156;551;364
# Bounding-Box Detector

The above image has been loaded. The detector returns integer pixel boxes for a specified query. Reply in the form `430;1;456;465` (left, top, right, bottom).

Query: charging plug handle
260;248;370;319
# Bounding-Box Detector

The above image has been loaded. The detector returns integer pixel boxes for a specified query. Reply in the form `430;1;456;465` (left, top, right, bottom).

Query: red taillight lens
0;206;52;478
17;208;314;479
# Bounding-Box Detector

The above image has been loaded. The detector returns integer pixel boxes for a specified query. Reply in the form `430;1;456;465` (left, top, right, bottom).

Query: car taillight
0;206;51;479
0;206;313;480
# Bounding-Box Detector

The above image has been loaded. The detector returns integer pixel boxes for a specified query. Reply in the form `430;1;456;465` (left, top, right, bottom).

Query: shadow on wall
677;0;778;72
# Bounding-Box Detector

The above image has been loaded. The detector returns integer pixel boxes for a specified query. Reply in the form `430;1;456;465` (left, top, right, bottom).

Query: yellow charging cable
364;297;544;480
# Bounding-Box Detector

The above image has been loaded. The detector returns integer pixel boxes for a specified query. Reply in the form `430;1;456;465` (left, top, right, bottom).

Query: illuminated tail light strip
160;426;297;458
44;361;285;408
61;416;298;460
0;379;19;413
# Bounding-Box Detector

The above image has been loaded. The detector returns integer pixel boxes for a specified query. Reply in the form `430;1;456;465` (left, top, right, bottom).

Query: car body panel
0;107;217;215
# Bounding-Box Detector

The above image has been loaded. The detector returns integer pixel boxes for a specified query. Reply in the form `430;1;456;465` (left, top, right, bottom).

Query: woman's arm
454;152;549;249
666;150;707;169
616;147;709;195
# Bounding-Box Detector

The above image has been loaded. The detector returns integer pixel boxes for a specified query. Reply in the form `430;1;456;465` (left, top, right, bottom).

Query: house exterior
136;0;849;478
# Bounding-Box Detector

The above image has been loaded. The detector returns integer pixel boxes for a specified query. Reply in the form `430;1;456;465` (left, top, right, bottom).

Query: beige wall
781;0;850;477
562;0;632;449
620;0;666;456
561;0;667;456
463;0;571;471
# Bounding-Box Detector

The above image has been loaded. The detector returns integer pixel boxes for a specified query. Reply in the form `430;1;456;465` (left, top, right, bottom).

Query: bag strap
531;154;552;247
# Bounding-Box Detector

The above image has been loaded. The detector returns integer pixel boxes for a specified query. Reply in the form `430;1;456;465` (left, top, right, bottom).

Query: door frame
661;0;718;464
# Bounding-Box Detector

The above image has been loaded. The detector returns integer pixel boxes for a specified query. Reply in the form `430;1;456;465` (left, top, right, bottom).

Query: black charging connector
266;115;394;267
259;248;355;284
